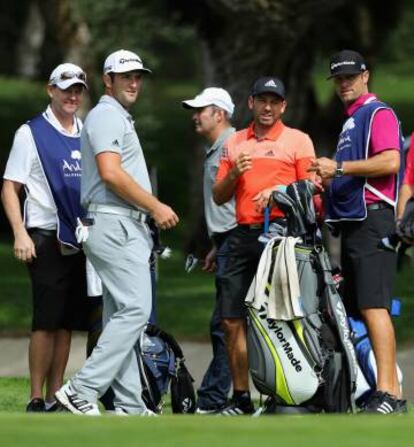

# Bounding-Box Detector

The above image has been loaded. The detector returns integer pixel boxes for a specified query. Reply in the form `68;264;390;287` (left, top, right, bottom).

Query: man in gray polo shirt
182;88;236;413
56;49;179;416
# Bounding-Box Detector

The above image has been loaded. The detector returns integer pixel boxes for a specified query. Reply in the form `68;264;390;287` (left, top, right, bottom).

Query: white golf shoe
55;381;100;416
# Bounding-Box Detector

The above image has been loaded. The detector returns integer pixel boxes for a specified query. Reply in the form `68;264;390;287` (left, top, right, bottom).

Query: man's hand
150;202;179;230
312;176;325;192
308;157;337;180
231;152;252;178
202;246;217;273
14;229;36;263
253;188;274;213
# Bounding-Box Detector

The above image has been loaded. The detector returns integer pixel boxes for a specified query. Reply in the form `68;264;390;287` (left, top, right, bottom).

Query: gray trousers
71;212;153;414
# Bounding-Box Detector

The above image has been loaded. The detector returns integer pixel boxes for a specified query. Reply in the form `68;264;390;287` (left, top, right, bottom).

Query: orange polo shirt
216;120;316;224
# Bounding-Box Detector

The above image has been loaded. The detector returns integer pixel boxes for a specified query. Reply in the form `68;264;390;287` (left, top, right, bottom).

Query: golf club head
286;180;317;227
271;189;306;237
184;254;198;273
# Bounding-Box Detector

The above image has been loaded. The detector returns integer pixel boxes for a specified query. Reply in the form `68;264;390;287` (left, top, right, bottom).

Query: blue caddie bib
28;115;85;248
326;99;404;222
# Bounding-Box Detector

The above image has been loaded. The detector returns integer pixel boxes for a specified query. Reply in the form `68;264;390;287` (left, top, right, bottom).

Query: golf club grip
264;207;270;233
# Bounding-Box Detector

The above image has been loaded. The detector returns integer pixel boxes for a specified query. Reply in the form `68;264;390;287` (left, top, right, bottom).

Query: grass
0;240;216;339
0;242;32;332
156;250;215;340
0;378;413;447
1;239;414;344
0;414;412;447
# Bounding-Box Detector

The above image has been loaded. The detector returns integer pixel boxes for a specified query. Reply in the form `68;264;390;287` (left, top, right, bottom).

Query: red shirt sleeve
403;132;414;185
216;144;233;182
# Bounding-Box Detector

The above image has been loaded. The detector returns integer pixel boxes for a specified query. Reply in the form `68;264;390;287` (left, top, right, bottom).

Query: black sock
233;390;251;402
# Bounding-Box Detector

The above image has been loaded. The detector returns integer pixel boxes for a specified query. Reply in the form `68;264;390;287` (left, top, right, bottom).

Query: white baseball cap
48;63;87;90
103;49;152;75
182;87;235;117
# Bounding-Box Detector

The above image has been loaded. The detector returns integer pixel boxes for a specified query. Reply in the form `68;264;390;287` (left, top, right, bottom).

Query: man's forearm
1;181;26;236
342;150;400;178
213;170;238;205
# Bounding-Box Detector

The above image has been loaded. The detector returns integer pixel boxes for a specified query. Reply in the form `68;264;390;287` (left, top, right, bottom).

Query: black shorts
27;229;91;331
219;225;265;319
340;208;397;316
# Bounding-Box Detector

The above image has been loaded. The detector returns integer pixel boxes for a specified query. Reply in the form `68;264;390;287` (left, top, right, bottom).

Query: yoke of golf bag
247;179;357;414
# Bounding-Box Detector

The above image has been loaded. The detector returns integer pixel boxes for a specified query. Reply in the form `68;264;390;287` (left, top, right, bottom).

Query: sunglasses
49;71;87;85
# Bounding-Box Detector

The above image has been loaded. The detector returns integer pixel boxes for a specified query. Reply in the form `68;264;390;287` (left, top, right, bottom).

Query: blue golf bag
349;299;403;407
137;323;196;414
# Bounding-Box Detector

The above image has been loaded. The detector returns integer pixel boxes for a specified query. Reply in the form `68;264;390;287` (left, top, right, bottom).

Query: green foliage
0;77;46;176
72;0;201;217
382;0;414;63
76;0;199;79
312;60;414;133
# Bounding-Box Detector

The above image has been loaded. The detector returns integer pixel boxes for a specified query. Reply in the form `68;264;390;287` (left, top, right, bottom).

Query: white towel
245;236;304;320
268;237;304;320
86;258;102;297
245;236;277;308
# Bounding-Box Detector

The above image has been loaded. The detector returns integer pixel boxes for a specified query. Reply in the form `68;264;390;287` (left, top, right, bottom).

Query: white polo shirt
3;106;82;230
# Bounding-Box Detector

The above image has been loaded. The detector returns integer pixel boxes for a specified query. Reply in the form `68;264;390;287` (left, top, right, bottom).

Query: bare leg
360;308;400;397
222;318;249;391
29;330;54;399
45;329;71;401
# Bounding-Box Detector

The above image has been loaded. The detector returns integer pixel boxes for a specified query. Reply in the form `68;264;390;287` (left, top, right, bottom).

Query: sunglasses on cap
49;70;87;85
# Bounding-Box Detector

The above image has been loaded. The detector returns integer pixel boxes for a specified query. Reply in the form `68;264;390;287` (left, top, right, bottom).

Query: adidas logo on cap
251;76;286;99
264;80;278;88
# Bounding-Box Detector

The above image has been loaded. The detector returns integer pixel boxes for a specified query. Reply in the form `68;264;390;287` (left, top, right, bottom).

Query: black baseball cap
328;50;367;79
250;76;286;99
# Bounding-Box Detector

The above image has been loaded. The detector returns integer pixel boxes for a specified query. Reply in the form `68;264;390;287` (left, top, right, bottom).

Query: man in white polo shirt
1;63;89;412
55;49;179;416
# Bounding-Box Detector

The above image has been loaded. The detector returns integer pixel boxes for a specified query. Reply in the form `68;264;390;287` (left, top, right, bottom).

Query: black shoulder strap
317;250;357;413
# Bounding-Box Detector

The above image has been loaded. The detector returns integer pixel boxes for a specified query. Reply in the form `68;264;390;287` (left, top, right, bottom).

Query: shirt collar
346;93;377;116
99;95;133;121
43;105;81;136
206;127;235;155
246;119;285;141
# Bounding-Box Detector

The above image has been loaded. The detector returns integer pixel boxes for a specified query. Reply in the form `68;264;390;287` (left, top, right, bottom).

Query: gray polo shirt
204;127;237;235
81;95;152;210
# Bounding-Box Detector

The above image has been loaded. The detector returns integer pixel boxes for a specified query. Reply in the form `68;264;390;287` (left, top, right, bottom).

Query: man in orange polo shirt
213;76;316;415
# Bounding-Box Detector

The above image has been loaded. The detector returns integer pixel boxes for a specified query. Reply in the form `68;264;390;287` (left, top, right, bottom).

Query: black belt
27;228;56;237
238;218;286;230
366;202;393;211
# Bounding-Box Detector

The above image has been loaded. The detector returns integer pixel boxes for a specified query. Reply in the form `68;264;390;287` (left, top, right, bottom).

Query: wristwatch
335;161;344;177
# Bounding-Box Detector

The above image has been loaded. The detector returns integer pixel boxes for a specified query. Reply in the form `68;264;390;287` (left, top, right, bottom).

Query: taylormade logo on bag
335;300;358;375
258;306;302;372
